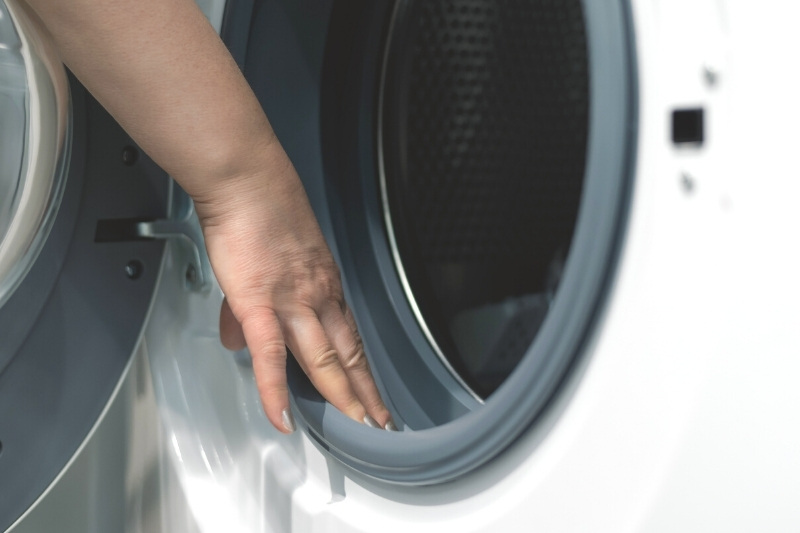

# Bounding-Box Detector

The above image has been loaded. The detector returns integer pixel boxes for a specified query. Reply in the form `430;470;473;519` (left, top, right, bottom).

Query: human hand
193;142;395;434
17;0;392;434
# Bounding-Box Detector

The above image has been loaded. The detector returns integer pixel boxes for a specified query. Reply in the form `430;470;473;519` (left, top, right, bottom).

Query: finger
240;308;295;433
219;297;246;351
281;308;366;423
320;303;393;428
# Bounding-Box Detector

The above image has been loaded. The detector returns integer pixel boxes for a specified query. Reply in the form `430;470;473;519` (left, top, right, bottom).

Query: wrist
188;139;306;228
174;128;280;196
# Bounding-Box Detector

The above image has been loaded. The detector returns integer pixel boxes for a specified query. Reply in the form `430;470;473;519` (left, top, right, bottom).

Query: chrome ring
376;0;484;404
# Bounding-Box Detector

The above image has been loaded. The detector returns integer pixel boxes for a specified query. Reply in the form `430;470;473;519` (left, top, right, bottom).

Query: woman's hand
19;0;394;434
193;143;394;433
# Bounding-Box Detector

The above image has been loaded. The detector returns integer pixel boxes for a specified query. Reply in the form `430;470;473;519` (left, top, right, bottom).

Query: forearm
20;0;277;201
17;0;394;432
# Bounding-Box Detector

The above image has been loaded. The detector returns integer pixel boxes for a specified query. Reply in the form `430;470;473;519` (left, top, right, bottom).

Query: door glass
0;0;70;307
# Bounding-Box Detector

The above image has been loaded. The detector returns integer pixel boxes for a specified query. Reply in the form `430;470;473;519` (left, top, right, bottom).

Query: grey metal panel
0;79;169;531
7;344;201;533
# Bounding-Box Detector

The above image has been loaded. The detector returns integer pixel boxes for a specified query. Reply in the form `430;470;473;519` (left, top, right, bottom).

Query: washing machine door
145;0;631;500
238;0;633;483
0;1;171;530
131;2;634;527
143;0;800;531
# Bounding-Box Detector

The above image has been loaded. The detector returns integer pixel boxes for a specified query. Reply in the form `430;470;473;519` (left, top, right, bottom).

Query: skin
19;0;393;433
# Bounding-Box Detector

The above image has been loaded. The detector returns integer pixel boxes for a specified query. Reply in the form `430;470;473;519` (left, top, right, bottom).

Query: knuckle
238;305;277;327
320;275;343;302
276;257;344;308
322;283;342;301
259;340;287;359
310;346;340;371
340;341;367;371
294;286;316;304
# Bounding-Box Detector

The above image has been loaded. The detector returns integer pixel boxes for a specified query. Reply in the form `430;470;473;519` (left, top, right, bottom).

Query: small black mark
125;260;144;280
122;145;139;166
672;108;704;145
185;264;197;285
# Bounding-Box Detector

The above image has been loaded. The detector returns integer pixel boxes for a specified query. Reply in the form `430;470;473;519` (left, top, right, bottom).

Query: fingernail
384;420;399;432
363;414;380;428
282;408;296;433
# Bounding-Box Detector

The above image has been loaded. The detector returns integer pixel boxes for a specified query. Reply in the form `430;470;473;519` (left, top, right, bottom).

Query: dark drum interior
381;0;589;397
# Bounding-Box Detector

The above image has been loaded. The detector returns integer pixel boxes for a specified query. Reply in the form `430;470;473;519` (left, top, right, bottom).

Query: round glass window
0;0;70;307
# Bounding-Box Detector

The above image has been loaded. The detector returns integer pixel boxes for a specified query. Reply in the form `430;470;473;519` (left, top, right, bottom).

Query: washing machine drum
239;0;634;484
0;2;170;528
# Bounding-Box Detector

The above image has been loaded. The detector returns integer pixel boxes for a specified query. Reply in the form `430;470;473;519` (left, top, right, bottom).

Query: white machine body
6;0;800;532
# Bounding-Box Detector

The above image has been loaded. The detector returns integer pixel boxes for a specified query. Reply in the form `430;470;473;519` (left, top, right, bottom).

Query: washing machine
3;0;800;531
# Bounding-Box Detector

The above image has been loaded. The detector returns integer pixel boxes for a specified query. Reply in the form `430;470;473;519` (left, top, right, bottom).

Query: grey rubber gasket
234;0;637;485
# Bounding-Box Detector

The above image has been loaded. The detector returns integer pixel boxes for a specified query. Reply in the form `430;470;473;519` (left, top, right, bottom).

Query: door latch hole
672;108;704;145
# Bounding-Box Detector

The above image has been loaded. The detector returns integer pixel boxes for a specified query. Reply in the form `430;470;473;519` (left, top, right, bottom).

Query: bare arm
20;0;393;432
